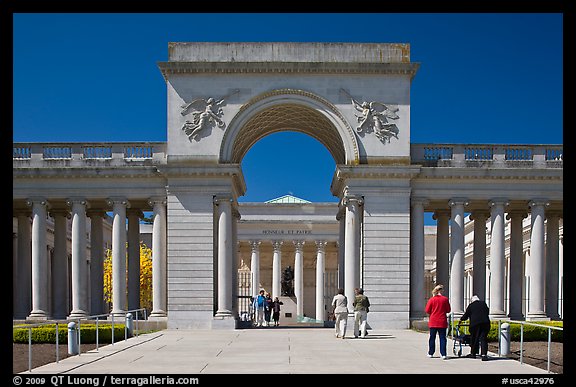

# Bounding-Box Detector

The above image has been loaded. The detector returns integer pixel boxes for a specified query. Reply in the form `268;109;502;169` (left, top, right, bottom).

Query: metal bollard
68;322;79;355
500;322;511;357
126;313;134;338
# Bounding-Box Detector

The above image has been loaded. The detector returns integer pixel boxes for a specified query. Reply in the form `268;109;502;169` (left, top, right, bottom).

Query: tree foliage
103;242;153;314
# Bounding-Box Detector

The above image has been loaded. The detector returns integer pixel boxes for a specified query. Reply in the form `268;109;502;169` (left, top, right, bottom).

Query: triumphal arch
13;43;563;330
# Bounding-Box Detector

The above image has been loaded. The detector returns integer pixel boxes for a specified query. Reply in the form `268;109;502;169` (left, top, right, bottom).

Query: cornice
414;167;563;181
158;61;420;81
13;166;163;179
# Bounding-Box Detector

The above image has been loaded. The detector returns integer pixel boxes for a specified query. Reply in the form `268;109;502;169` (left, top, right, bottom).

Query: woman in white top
332;288;349;339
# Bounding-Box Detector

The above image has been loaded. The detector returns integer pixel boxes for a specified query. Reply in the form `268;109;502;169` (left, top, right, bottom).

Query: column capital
411;197;429;207
26;197;50;208
106;197;130;208
293;240;305;251
506;210;528;220
213;195;233;205
272;240;283;251
249;240;261;252
315;240;328;252
529;199;550;208
232;207;241;220
448;198;469;207
147;197;167;207
488;198;510;208
342;194;364;207
432;209;450;220
66;197;89;207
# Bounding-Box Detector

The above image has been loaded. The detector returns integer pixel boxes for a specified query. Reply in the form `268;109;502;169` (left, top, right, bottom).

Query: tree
103;242;153;314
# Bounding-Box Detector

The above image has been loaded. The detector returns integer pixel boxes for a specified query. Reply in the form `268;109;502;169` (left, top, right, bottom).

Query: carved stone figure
340;88;400;143
281;266;295;296
351;98;400;143
180;89;239;141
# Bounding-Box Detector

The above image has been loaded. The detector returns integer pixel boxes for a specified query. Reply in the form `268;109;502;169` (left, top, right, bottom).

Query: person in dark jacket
459;295;491;361
271;297;284;326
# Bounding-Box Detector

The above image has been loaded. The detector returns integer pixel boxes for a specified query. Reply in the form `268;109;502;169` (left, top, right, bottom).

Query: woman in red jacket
425;284;451;359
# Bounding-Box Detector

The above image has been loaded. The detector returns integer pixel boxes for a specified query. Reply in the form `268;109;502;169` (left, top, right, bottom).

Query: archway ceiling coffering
231;103;346;165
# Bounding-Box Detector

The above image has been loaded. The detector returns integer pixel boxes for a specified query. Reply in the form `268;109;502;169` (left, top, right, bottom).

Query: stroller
452;322;471;357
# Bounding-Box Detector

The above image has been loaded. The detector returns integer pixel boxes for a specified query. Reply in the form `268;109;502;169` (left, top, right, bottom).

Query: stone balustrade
411;143;563;167
14;142;562;169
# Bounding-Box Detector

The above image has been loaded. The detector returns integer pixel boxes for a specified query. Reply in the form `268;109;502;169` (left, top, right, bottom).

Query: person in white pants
332;288;349;339
353;288;370;338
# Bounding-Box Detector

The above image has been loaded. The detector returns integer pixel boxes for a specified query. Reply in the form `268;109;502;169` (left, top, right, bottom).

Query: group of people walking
331;283;490;362
251;289;283;327
331;287;370;339
253;283;490;361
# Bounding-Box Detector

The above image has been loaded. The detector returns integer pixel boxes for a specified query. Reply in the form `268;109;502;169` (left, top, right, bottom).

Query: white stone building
13;42;562;329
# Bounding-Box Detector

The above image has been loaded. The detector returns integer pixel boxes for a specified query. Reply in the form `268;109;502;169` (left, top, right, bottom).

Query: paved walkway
26;327;549;374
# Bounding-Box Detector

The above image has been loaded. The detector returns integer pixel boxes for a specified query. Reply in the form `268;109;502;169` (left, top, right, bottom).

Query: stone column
315;240;327;321
107;198;129;318
88;210;106;316
507;210;527;320
527;200;548;320
232;208;240;317
449;198;468;317
344;194;363;314
433;210;450;294
14;210;32;319
215;196;233;317
294;240;305;317
28;198;50;320
410;198;427;320
337;208;345;289
545;211;561;320
67;198;89;319
250;240;261;298
271;241;282;299
489;199;508;319
50;208;69;319
127;209;142;313
470;210;489;301
149;198;167;319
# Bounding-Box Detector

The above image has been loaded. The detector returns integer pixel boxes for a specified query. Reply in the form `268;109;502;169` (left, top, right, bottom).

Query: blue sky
13;13;563;215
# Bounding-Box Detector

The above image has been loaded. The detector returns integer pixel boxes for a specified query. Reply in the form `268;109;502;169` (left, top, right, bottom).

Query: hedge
449;321;563;342
13;323;127;344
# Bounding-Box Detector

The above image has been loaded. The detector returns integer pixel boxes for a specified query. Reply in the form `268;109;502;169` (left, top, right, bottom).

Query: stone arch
219;89;359;165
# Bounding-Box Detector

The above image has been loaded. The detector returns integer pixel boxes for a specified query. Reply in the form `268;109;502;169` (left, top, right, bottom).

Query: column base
27;310;49;321
110;310;127;320
68;310;89;320
149;310;167;319
526;312;550;321
215;310;233;318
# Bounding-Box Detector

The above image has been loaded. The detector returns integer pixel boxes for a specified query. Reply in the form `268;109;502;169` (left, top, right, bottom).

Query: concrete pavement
25;327;550;374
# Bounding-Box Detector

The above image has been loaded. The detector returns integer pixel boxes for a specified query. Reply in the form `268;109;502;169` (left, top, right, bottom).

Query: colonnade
411;198;563;320
13;197;167;321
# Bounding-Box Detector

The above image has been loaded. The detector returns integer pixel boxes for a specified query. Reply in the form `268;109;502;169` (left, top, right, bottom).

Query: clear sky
12;13;563;214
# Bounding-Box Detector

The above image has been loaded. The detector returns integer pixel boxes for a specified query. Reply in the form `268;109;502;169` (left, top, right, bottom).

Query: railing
13;308;148;373
412;144;563;167
12;142;167;166
497;320;563;373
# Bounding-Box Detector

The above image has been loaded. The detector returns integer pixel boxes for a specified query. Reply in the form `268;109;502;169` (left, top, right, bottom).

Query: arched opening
225;93;350;326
